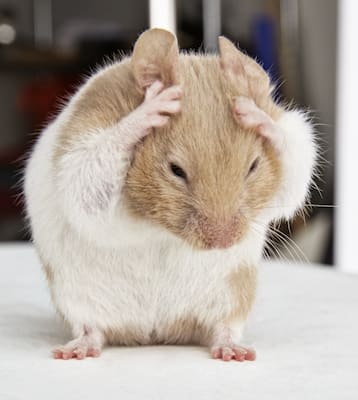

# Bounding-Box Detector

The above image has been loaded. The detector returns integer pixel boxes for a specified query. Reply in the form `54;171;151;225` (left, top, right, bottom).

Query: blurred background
0;0;336;265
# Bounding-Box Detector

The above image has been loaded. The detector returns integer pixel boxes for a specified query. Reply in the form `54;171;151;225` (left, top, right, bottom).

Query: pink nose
199;217;240;249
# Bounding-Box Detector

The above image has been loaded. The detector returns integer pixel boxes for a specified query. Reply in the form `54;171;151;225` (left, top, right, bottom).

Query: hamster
24;28;317;361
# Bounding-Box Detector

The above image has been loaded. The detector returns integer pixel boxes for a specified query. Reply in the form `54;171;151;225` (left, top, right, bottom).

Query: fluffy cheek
240;150;282;220
153;203;193;239
123;174;192;238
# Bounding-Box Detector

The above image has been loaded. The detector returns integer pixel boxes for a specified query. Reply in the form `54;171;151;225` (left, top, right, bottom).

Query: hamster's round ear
131;28;179;90
218;36;270;95
218;36;245;77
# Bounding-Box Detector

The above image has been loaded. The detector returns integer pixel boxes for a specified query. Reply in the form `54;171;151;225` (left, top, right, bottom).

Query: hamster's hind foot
52;326;104;360
210;324;256;362
211;345;256;362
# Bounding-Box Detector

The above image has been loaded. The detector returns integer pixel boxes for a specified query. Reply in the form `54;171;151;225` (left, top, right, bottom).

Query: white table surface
0;244;357;400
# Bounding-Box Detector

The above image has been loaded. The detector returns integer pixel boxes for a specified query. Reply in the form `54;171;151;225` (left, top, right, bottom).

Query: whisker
271;229;308;263
251;221;294;263
252;218;309;264
250;224;282;261
266;224;309;264
264;229;296;261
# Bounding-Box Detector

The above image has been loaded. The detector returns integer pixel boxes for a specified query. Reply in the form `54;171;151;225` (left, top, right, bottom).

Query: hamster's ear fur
132;28;179;90
218;36;270;97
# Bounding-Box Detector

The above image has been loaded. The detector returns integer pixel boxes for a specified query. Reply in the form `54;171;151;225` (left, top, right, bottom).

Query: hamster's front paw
120;81;182;150
140;80;182;128
234;96;283;152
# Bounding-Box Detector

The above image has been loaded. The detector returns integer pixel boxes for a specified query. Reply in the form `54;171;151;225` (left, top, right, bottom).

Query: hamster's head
124;29;282;250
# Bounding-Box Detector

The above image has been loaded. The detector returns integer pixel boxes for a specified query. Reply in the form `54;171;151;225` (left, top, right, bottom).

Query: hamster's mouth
202;238;236;250
180;214;244;251
193;239;239;251
181;229;244;251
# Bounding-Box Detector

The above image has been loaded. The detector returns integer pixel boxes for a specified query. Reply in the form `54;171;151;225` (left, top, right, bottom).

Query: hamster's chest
99;244;232;307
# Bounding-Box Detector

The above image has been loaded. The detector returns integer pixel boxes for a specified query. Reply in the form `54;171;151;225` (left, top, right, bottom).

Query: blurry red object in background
19;75;78;131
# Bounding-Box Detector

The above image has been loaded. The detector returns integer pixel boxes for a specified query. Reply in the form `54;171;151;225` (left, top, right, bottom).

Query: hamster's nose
199;216;240;249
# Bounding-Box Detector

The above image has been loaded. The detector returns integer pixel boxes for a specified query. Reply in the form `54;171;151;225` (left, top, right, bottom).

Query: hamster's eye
247;157;260;177
170;163;187;181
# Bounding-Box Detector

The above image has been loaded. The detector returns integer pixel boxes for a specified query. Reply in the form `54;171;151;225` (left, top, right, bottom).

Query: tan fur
53;59;143;163
227;265;257;322
124;53;282;249
53;29;180;164
52;36;283;250
50;23;284;252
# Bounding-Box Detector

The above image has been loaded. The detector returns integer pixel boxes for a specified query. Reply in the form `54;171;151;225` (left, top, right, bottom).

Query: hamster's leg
53;326;104;360
56;81;182;236
234;96;316;221
210;323;256;362
51;82;182;358
209;265;257;361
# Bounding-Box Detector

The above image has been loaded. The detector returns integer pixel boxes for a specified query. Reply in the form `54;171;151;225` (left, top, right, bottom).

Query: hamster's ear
132;28;179;90
218;36;270;96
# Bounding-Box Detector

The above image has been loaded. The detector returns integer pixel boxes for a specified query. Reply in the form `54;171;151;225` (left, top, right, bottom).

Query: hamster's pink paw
120;81;182;149
234;96;283;151
141;80;182;128
211;345;256;362
210;324;256;362
234;96;274;134
132;80;182;130
53;336;102;360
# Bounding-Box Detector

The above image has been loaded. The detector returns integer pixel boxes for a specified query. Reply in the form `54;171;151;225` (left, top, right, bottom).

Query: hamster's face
124;55;282;250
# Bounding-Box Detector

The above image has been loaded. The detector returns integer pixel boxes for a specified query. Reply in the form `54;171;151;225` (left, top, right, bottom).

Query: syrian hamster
24;28;317;361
